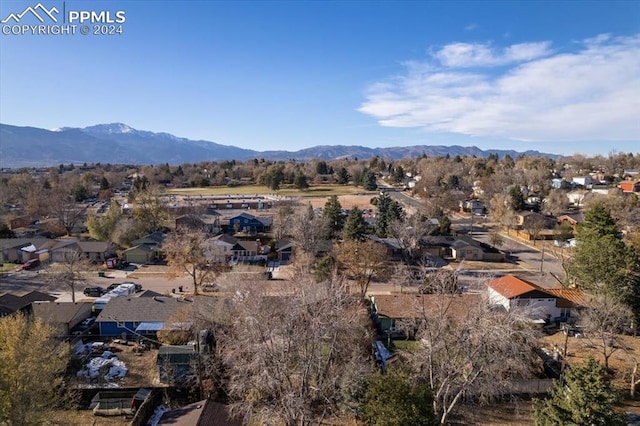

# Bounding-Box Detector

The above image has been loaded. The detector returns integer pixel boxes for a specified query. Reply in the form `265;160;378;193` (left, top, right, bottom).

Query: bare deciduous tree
335;239;388;297
578;293;634;372
163;228;225;295
49;187;86;235
220;275;372;425
289;204;328;256
132;186;169;233
523;214;550;246
46;250;91;302
406;275;539;425
389;214;437;263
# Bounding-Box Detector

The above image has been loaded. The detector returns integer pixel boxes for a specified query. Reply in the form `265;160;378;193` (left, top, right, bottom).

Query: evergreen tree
363;369;436;426
371;192;404;237
293;172;309;190
99;176;110;190
337;167;349;184
323;195;344;237
391;166;405;183
0;223;15;239
534;357;625;426
508;185;526;211
343;207;367;241
362;169;378;191
263;164;285;190
73;183;89;202
437;215;452;235
569;204;638;299
316;161;329;175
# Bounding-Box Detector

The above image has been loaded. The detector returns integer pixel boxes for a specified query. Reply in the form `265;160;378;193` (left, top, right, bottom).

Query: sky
1;0;639;156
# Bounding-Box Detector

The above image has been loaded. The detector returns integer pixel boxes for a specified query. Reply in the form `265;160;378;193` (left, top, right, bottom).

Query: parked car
83;286;106;297
21;259;40;270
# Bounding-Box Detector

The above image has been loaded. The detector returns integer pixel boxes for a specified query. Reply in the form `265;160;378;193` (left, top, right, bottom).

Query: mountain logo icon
2;3;59;24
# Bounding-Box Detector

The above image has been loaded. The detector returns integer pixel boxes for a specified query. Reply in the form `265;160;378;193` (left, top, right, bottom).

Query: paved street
0;265;193;303
451;217;566;288
380;185;567;289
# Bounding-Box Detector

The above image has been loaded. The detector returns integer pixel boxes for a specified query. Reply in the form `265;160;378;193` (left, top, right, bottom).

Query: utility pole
540;244;545;275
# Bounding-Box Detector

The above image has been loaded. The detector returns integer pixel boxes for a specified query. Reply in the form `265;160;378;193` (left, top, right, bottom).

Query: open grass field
166;184;374;198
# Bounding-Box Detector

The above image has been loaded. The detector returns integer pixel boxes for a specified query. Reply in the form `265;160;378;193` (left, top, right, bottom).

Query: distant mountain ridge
0;123;558;167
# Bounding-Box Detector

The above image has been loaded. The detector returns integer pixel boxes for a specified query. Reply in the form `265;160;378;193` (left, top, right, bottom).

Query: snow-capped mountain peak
83;123;136;134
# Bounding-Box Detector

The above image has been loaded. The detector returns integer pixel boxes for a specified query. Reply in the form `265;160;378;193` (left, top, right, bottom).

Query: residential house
556;212;584;231
9;215;34;230
422;235;503;262
32;301;92;336
0;291;56;317
205;234;238;262
0;238;48;263
515;211;546;227
227;213;271;234
158;399;243;426
450;238;484;261
49;239;80;263
486;275;585;323
95;296;193;337
623;169;639;179
231;239;265;262
566;190;591;207
590;185;612;196
78;241;116;262
275;240;293;262
370;293;481;339
571;176;593;188
550;178;568;190
175;213;220;234
459;199;486;215
49;239;116;263
122;232;166;264
366;235;404;261
620;181;640;193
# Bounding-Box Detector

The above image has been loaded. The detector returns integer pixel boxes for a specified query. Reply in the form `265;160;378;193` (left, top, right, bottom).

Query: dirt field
540;331;640;392
305;194;376;210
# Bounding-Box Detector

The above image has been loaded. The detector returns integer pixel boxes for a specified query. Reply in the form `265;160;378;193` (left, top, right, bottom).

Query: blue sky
1;0;638;156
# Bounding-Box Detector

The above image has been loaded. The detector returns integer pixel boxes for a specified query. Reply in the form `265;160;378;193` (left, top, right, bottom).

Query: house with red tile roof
486;275;584;323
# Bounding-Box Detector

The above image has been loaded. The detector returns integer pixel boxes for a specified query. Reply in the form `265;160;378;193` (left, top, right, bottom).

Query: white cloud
359;34;640;142
432;41;552;68
464;23;478;31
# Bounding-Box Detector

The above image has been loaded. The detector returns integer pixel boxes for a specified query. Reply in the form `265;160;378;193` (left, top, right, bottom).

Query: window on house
117;321;124;328
516;299;530;307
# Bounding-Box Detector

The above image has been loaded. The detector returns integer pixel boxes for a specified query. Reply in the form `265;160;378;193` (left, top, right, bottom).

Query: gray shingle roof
32;301;91;323
96;296;192;322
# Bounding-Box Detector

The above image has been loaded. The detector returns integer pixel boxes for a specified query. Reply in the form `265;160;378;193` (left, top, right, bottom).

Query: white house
486;275;584;323
571;176;593;187
205;234;237;262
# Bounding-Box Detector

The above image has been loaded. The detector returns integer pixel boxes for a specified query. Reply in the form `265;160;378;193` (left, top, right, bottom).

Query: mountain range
0;123;557;168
